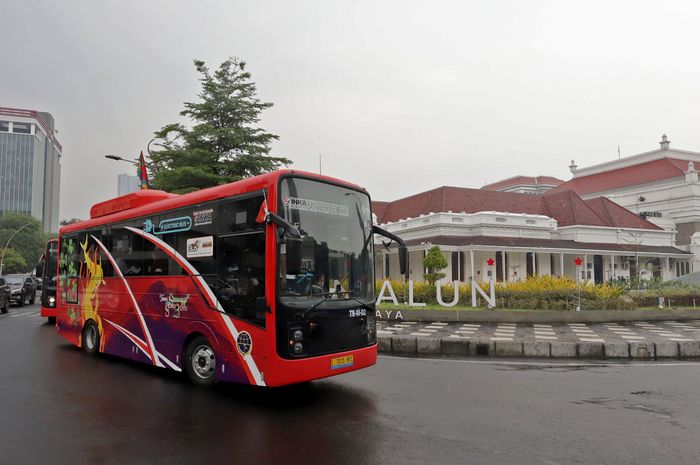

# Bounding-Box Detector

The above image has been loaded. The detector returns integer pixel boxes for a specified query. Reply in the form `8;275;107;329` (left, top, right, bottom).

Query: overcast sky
3;0;700;219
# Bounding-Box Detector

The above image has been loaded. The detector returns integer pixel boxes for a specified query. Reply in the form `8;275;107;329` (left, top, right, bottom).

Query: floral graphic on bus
59;238;79;304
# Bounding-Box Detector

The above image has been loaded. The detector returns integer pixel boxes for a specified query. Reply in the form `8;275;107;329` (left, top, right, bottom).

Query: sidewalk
377;320;700;359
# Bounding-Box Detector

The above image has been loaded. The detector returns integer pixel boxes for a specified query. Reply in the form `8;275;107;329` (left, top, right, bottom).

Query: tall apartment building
0;107;62;233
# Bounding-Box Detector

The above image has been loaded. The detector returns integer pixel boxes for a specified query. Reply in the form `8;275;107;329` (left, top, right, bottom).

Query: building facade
0;107;62;233
373;186;691;284
548;135;700;272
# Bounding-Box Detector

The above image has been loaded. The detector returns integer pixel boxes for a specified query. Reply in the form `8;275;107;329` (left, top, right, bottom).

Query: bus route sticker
186;236;214;258
285;197;349;217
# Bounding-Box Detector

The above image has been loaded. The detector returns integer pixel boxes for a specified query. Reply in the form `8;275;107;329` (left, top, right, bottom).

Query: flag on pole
137;151;150;190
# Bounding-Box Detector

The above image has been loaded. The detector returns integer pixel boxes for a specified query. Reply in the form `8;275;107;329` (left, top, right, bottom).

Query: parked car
6;274;36;306
0;277;9;313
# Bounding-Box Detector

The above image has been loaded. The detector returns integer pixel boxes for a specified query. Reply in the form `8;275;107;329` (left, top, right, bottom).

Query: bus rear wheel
185;336;217;386
82;321;100;355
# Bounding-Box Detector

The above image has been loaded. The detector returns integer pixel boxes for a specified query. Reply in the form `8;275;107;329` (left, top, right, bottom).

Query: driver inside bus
310;273;325;296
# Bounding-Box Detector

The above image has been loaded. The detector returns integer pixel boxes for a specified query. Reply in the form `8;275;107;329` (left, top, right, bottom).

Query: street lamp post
0;222;32;276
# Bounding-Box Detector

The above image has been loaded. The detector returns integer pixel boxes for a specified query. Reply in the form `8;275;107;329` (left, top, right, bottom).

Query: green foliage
0;213;47;274
423;245;448;285
1;248;26;274
150;57;292;193
59;218;82;226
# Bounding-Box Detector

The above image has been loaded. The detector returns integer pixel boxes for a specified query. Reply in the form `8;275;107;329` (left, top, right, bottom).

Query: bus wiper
297;291;370;319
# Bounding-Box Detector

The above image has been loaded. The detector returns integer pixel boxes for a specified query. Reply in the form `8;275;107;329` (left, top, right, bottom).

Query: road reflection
44;334;379;465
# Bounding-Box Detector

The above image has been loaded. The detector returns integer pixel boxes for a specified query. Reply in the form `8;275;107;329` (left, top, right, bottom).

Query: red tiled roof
547;158;690;196
584;197;662;230
372;186;661;230
482;175;564;191
372;201;389;221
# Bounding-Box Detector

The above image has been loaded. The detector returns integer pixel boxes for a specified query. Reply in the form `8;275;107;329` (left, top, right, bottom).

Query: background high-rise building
0;107;62;233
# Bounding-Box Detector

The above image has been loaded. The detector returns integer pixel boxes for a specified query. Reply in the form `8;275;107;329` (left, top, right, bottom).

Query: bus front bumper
264;343;378;387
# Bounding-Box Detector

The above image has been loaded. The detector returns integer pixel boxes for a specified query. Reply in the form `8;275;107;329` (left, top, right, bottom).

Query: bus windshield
278;177;374;308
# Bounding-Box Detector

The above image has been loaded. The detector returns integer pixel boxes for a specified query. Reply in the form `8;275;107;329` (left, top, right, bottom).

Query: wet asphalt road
3;304;700;464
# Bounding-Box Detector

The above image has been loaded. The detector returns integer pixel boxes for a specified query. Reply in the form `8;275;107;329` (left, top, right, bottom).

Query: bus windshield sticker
186;236;214;258
285;197;349;217
143;217;193;235
193;208;213;226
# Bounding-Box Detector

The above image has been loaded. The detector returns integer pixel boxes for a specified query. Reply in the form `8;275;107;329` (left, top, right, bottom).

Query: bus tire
184;336;217;386
82;320;100;355
47;316;56;324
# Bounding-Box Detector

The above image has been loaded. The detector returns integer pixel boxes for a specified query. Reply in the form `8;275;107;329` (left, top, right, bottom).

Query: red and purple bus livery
55;170;406;387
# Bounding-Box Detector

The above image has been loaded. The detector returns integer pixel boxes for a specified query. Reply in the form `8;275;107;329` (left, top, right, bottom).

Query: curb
378;336;700;360
377;308;700;324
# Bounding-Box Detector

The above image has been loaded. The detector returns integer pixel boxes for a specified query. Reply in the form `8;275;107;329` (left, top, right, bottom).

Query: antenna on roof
618;145;621;159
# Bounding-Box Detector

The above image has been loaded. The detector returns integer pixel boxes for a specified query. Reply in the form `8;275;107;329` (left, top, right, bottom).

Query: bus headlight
293;329;303;342
48;296;56;307
292;342;304;355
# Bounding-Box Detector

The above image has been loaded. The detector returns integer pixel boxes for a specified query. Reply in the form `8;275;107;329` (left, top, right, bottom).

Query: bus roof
60;169;367;235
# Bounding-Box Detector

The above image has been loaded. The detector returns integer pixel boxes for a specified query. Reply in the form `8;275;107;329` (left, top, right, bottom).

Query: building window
0;121;9;132
496;217;506;223
11;122;31;134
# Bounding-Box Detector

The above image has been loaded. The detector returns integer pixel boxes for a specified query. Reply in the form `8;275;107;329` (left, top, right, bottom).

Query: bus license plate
330;355;354;370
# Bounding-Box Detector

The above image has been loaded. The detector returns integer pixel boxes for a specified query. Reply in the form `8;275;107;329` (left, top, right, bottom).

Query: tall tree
149;57;291;193
423;245;448;285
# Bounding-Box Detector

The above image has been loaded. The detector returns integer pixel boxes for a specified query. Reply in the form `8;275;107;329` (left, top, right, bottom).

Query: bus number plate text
330;355;354;370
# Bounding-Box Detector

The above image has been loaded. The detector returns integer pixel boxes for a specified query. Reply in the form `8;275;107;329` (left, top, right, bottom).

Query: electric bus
39;239;59;322
56;170;406;387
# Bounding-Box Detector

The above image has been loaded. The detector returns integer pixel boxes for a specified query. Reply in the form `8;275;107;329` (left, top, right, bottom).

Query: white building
373;185;690;284
548;135;700;273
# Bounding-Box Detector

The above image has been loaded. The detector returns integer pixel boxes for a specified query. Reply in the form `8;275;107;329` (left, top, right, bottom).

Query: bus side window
216;232;266;327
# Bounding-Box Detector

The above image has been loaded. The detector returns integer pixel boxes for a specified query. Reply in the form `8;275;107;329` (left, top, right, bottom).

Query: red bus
56;170;406;387
39;239;59;322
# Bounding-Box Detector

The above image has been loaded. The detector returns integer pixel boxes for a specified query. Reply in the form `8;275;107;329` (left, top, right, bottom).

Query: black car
6;274;36;306
0;277;9;313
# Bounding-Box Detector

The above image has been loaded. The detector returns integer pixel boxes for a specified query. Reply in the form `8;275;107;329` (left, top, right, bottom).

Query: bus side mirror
399;244;408;276
285;237;303;275
35;261;44;278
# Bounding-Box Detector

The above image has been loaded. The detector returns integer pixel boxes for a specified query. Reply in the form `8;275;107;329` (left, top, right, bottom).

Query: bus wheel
185;336;217;386
47;316;56;324
82;321;100;355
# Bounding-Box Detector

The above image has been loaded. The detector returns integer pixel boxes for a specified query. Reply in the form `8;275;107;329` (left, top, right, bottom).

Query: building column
470;249;475;283
664;257;671;281
502;251;507;283
584;253;588;282
531;252;537;277
611;255;616;280
560;253;564;278
457;250;461;282
382;253;387;279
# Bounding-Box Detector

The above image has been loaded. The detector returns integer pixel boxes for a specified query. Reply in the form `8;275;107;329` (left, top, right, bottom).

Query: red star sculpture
486;258;495;266
574;257;583;266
